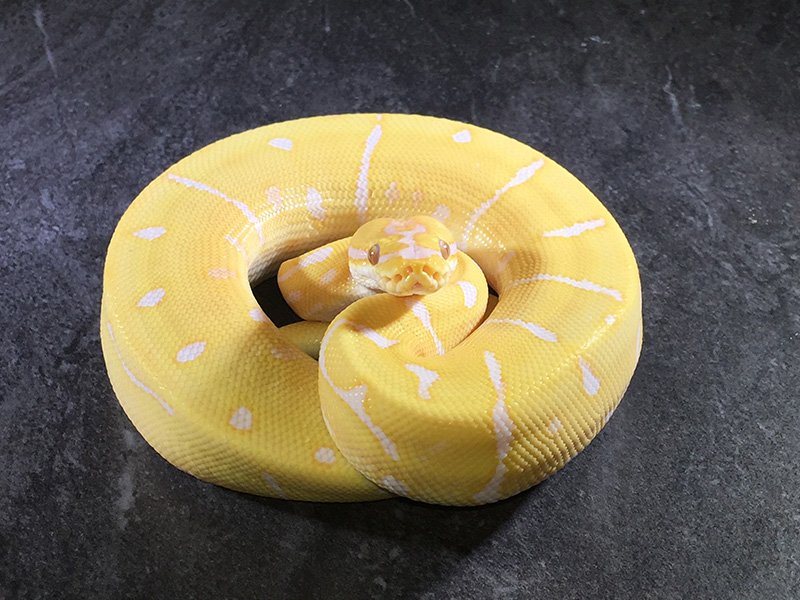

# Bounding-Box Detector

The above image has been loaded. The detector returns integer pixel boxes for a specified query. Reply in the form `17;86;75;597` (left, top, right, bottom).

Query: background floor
1;1;798;598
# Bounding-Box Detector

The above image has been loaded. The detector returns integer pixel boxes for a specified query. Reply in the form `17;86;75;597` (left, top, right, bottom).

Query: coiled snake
101;114;642;505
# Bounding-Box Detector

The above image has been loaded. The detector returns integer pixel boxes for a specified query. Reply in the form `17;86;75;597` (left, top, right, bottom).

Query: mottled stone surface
1;1;798;598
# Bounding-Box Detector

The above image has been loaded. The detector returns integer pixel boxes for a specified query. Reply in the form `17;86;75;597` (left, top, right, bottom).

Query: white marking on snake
543;218;606;238
319;319;399;460
284;289;302;303
266;186;283;210
512;274;623;302
579;358;601;396
486;318;558;343
307;187;326;221
137;288;165;307
354;324;399;349
348;246;368;260
456;281;477;308
355;124;383;222
452;129;472;143
498;250;516;274
379;475;409;495
106;322;174;415
208;267;235;279
224;235;247;259
320;268;337;285
133;226;166;240
167;174;264;245
268;137;293;150
404;364;440;400
432;204;450;222
604;409;615;424
605;315;617;325
249;308;269;323
385;181;400;204
229;406;253;430
405;298;444;355
314;447;336;464
547;417;562;435
636;325;643;360
277;246;334;282
261;472;287;498
461;159;545;247
176;342;207;363
474;351;514;504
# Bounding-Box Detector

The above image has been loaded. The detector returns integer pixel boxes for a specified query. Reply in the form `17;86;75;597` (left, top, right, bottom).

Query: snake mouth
381;265;445;296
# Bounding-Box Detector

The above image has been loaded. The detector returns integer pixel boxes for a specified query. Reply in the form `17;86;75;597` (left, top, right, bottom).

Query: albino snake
100;113;642;505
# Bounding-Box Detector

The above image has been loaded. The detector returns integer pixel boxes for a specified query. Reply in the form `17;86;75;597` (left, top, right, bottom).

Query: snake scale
100;113;642;505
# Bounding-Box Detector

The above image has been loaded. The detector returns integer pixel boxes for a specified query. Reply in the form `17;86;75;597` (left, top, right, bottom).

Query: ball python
100;113;642;505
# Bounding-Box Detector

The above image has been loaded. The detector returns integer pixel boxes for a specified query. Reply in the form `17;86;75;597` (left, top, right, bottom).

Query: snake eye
439;239;451;260
368;244;380;266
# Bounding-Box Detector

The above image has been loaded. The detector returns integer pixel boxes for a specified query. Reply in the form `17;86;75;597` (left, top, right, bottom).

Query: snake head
349;216;458;296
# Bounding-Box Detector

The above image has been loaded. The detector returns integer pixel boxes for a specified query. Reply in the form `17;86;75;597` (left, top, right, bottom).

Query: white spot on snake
319;319;399;460
474;351;514;504
208;267;235;279
133;226;166;240
385;181;400;204
268;137;293;151
547;417;562;435
284;289;302;304
579;358;601;396
270;345;301;361
452;129;472;143
106;322;174;415
224;235;247;259
404;364;439;400
266;186;283;211
348;246;369;260
636;324;643;360
167;174;264;245
355;124;383;222
314;447;336;464
261;472;287;498
486;318;558;343
229;406;253;430
498;250;516;274
379;475;409;496
249;308;269;323
461;159;545;247
411;190;424;209
354;324;399;349
512;274;623;302
456;281;477;308
604;409;615;424
320;268;337;285
176;342;206;363
405;298;444;355
605;315;617;325
432;204;450;222
307;187;326;221
277;246;335;282
543;218;606;238
136;288;165;307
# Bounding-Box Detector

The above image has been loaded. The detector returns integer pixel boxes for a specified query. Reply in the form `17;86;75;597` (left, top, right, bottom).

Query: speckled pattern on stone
1;1;798;599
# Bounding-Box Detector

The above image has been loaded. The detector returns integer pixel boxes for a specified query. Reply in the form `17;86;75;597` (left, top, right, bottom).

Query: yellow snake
100;113;642;505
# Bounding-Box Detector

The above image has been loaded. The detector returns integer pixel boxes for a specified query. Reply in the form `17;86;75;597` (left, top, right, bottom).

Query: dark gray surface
2;1;799;598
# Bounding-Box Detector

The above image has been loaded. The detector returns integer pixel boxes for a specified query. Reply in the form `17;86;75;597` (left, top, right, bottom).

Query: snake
100;113;642;505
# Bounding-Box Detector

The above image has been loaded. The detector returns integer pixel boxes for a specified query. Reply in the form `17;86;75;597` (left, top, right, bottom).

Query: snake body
100;113;642;505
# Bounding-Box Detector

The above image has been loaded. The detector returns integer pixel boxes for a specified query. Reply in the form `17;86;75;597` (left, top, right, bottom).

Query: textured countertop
2;1;798;598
